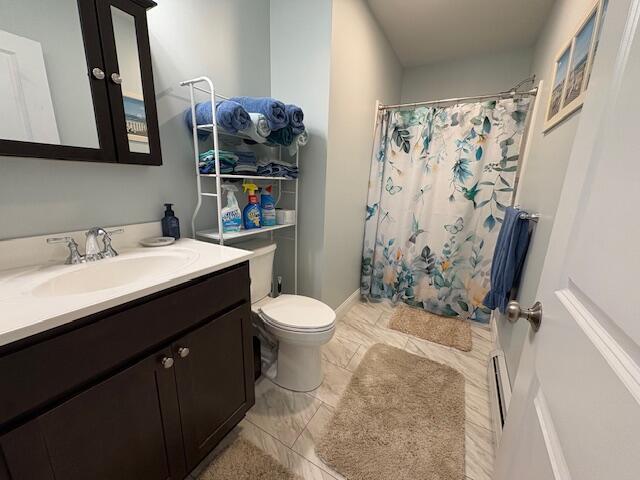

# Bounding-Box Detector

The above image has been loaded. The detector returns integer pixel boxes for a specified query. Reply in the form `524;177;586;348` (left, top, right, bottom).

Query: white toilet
239;239;336;392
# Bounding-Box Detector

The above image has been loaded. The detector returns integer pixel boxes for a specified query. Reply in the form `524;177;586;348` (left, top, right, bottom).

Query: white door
0;28;60;144
494;1;640;479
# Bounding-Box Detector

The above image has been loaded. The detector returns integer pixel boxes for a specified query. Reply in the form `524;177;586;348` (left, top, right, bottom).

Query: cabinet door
173;304;255;470
95;0;162;165
0;348;186;480
0;0;117;163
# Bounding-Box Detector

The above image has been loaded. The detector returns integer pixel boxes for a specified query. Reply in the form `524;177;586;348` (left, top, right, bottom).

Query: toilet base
273;342;324;392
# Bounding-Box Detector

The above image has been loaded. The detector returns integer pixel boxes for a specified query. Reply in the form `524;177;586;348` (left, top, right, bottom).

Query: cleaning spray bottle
242;181;262;230
220;183;242;233
260;185;276;227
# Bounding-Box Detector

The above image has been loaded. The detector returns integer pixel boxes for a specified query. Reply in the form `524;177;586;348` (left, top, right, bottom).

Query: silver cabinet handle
161;356;174;369
92;67;105;80
177;347;190;358
110;73;123;85
506;301;542;332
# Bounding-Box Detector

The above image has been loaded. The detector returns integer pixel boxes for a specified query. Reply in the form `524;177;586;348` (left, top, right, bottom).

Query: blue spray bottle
260;185;276;226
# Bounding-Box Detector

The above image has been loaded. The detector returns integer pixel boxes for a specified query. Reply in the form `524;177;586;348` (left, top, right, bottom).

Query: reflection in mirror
111;6;149;154
0;0;99;148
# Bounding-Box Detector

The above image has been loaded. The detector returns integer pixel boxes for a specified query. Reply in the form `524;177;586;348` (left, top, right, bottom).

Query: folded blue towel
285;104;305;135
483;207;531;313
267;126;295;146
184;100;251;136
198;149;238;174
230;96;287;130
234;165;259;174
234;151;257;161
257;163;299;179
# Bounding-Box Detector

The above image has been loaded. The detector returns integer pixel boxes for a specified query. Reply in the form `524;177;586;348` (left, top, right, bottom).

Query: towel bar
519;212;540;222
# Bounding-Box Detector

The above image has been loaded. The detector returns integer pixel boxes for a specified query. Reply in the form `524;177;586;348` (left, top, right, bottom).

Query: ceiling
367;0;555;67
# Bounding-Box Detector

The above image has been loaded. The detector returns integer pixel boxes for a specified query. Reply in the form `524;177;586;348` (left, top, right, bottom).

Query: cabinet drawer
0;262;250;429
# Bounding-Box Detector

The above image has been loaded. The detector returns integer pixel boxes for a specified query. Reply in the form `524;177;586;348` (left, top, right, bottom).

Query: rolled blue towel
230;96;287;130
285;104;305;134
184;100;250;135
267;126;295;146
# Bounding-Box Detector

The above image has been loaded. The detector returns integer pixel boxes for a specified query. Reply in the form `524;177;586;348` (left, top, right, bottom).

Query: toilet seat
258;294;336;333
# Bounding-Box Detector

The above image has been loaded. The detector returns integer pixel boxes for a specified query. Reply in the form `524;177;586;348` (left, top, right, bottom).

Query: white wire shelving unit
180;77;300;293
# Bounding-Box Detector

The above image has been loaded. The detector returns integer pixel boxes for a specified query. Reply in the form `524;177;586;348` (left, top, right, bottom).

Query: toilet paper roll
276;209;296;225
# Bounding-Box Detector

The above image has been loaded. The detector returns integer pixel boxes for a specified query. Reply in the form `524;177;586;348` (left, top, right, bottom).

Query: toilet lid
259;295;335;332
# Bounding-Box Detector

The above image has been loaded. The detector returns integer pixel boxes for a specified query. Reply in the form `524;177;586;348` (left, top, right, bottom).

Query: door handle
506;301;542;332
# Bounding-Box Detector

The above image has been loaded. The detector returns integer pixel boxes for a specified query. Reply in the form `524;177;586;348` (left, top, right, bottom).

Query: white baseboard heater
488;350;512;447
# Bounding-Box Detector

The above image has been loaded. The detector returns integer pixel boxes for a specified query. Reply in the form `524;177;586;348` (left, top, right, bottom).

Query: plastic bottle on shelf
242;181;262;230
221;184;242;232
260;185;276;226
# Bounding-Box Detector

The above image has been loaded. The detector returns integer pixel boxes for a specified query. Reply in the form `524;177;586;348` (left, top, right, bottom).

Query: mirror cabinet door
0;0;116;162
97;0;161;165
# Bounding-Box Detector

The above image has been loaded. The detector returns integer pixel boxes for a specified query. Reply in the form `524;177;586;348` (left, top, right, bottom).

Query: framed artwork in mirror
123;92;148;145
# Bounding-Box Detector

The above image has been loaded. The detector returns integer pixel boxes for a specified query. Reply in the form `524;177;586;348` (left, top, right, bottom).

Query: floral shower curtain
361;98;530;323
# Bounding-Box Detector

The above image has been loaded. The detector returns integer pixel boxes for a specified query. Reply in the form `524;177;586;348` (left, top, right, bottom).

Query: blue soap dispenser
162;203;181;239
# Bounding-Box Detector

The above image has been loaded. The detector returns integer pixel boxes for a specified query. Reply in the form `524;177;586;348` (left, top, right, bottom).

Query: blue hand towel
483;207;531;313
184;100;251;135
230;96;288;130
285;104;305;135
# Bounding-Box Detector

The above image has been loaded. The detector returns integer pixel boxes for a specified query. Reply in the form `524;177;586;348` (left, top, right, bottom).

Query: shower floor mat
316;344;465;480
388;303;472;352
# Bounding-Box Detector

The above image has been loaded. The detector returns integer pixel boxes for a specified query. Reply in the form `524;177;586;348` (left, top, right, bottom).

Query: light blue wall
270;0;333;299
401;48;534;103
322;0;402;309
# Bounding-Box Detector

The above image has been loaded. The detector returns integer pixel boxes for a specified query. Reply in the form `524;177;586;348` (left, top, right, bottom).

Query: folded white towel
238;113;271;143
287;130;309;156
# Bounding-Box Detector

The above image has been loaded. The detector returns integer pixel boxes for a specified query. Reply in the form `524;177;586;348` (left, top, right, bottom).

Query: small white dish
139;236;176;247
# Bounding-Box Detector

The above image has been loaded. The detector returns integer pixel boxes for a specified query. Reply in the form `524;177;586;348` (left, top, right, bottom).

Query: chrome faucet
47;227;123;264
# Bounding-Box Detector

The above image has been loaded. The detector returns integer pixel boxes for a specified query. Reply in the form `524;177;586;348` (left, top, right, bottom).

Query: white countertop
0;238;252;347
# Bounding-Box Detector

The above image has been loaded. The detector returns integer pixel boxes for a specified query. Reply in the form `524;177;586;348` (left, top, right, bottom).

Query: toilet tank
235;239;277;303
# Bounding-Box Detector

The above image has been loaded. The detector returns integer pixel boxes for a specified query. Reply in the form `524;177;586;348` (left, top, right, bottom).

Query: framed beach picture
547;46;571;122
544;0;608;131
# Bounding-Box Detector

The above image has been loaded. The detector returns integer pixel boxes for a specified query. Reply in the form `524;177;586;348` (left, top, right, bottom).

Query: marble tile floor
189;300;495;480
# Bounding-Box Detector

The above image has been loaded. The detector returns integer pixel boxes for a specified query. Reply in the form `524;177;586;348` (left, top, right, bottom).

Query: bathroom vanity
0;230;255;479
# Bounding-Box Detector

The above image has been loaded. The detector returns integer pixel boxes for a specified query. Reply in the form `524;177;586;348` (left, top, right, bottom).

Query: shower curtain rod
378;87;538;111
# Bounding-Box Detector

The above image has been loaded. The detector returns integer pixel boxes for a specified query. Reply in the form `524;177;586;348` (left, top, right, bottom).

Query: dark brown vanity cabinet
0;0;162;165
0;349;183;480
0;263;255;480
173;310;250;469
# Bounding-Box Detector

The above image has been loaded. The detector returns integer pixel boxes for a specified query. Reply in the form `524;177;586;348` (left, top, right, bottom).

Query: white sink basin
33;250;199;297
